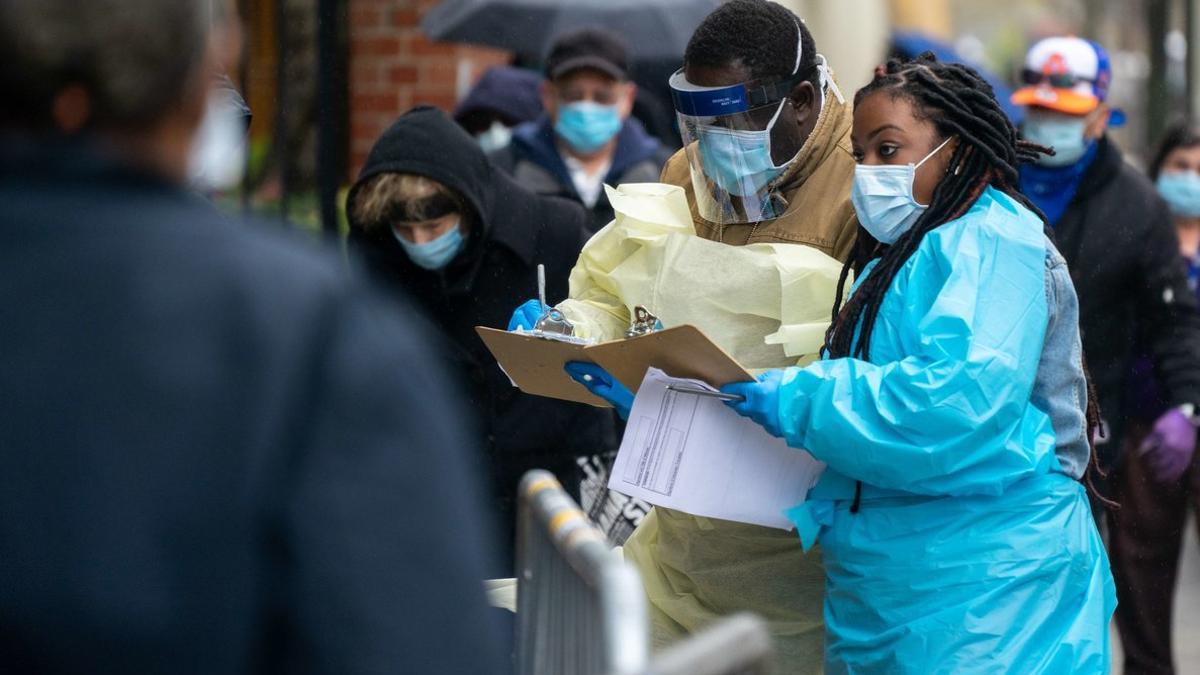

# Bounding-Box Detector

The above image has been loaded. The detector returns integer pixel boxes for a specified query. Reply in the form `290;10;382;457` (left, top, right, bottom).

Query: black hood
347;106;496;236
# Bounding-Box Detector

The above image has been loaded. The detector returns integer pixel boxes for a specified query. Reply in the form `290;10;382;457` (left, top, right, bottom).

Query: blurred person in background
510;1;859;669
0;1;503;672
1012;38;1200;506
491;27;670;231
453;65;543;153
1110;120;1200;675
1015;40;1200;675
346;106;617;572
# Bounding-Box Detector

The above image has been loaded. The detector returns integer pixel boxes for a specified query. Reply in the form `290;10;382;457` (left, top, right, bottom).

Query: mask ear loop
816;54;845;104
915;136;955;169
792;16;845;107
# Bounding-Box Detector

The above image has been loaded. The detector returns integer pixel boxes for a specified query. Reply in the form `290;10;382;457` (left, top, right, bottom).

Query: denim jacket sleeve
1031;237;1090;479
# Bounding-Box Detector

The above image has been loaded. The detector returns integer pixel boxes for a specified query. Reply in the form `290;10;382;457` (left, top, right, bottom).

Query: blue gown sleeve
778;204;1059;496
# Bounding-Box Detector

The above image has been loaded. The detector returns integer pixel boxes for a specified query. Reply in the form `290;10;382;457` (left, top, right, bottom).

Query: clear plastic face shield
670;24;840;225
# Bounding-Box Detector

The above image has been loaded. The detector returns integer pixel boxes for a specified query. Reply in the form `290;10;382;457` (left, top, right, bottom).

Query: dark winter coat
346;108;618;559
0;137;503;673
1039;136;1200;465
490;115;671;231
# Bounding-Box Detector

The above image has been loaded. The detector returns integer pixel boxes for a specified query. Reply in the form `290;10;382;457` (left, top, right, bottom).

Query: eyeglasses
1021;68;1094;89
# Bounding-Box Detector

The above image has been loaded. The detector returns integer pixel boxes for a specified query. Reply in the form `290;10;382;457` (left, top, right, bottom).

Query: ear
619;81;638;118
1084;105;1111;140
540;81;558;119
787;81;817;127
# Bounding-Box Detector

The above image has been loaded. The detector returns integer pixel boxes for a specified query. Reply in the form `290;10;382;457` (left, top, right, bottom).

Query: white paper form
607;368;825;530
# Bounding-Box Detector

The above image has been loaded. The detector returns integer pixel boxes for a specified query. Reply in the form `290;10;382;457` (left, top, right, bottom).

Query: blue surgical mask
393;222;465;270
1157;171;1200;217
554;101;622;153
1023;113;1091;167
695;100;789;198
851;137;953;244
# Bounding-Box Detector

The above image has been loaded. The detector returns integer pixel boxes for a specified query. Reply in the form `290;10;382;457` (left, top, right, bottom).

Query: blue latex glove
1138;407;1197;483
720;370;786;438
507;299;545;332
564;362;633;420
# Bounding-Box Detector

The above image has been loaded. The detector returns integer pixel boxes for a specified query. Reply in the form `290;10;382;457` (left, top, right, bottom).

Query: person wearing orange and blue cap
1014;37;1200;675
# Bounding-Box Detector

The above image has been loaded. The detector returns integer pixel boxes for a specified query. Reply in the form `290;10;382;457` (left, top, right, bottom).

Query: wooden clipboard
476;324;754;406
586;325;754;392
475;327;608;407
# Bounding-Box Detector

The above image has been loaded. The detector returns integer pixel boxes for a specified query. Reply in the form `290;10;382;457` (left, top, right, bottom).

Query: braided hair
827;53;1110;508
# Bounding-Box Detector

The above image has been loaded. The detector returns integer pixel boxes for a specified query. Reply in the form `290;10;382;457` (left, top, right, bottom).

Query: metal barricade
516;470;650;675
644;613;776;675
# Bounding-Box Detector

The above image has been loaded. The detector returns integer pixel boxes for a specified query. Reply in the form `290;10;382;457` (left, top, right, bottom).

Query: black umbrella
420;0;721;61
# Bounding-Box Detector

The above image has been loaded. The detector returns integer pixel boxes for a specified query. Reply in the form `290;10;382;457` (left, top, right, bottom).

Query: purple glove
1138;408;1197;483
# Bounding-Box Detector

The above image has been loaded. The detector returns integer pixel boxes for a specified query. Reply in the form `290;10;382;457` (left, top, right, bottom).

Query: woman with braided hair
722;54;1115;673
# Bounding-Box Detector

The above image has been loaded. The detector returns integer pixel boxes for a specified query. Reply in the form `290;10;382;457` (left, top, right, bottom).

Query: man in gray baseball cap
490;27;670;230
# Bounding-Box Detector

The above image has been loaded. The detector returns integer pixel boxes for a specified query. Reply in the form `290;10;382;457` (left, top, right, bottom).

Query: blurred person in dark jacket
346;107;618;567
453;65;543;153
1109;120;1200;675
1013;37;1200;479
0;1;503;673
490;28;671;231
1015;41;1200;675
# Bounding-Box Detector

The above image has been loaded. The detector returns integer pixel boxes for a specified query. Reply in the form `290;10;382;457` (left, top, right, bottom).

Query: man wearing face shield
1014;37;1200;675
660;2;857;255
508;1;859;669
617;5;856;666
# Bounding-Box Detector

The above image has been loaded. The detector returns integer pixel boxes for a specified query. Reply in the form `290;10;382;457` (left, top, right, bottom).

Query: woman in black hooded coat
346;107;617;569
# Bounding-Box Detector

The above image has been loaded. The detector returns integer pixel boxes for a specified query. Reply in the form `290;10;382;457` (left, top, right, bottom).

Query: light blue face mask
1023;113;1091;167
393;222;465;270
851;137;953;244
1157;171;1200;218
555;101;622;154
695;99;788;198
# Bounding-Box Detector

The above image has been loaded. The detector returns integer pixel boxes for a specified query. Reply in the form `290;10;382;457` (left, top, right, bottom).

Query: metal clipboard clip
531;263;576;338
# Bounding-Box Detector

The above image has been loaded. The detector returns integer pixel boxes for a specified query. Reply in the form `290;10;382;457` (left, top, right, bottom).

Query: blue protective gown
781;187;1115;674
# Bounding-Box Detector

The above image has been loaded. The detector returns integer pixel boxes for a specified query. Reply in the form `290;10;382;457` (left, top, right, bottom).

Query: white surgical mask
188;91;248;192
475;121;512;153
851;137;953;244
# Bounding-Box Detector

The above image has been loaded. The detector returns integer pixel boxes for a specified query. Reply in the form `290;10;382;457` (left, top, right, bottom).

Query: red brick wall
349;0;512;176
